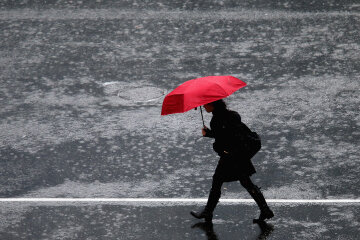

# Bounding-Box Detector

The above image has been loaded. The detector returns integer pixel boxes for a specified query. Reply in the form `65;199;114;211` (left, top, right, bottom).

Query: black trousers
205;157;266;212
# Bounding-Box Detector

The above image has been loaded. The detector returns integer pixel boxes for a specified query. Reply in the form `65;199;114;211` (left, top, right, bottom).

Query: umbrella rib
184;80;230;109
213;81;230;96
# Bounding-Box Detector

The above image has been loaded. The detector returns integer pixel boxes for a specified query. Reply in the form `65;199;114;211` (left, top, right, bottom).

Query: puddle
102;81;167;105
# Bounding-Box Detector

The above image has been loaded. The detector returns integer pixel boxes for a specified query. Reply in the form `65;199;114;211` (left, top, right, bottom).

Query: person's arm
202;126;215;138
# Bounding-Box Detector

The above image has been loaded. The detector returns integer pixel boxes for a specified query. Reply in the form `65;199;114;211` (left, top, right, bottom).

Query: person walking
190;99;274;222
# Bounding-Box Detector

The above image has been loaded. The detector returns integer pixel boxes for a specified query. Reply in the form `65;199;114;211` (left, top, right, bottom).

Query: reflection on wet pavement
192;222;220;240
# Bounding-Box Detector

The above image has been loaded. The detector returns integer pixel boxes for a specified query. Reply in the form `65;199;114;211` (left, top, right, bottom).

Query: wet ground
1;202;359;240
1;0;359;239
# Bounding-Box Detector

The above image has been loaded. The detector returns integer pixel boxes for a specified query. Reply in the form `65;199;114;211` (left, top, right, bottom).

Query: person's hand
202;126;208;136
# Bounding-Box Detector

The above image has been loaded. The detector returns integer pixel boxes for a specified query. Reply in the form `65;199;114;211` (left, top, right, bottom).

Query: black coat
204;108;256;177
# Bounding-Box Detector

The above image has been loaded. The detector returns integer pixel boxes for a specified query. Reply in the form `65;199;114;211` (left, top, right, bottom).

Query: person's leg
239;175;274;221
191;168;224;222
205;175;223;212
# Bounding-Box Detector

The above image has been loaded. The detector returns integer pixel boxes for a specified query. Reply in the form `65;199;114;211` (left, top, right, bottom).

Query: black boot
259;205;274;221
191;189;220;222
190;208;213;222
248;185;274;221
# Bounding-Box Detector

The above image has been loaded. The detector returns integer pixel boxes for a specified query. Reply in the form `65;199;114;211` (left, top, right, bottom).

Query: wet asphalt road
1;0;360;239
1;202;359;239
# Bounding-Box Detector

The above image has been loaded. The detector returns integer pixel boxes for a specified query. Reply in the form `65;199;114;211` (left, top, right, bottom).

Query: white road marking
0;9;359;21
0;198;359;203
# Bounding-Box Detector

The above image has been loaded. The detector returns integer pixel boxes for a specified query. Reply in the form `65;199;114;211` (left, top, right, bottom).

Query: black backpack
222;111;262;159
236;122;262;159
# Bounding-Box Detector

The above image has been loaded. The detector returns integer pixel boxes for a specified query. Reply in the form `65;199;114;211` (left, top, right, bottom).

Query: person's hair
212;99;227;111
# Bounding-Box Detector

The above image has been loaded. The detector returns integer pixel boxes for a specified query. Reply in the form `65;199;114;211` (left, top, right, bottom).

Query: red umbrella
161;76;246;125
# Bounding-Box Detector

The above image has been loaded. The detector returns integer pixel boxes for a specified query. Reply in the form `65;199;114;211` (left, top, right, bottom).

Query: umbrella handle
200;106;205;128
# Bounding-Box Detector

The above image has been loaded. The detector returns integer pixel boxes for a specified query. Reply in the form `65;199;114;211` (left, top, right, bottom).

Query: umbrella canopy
161;76;246;116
